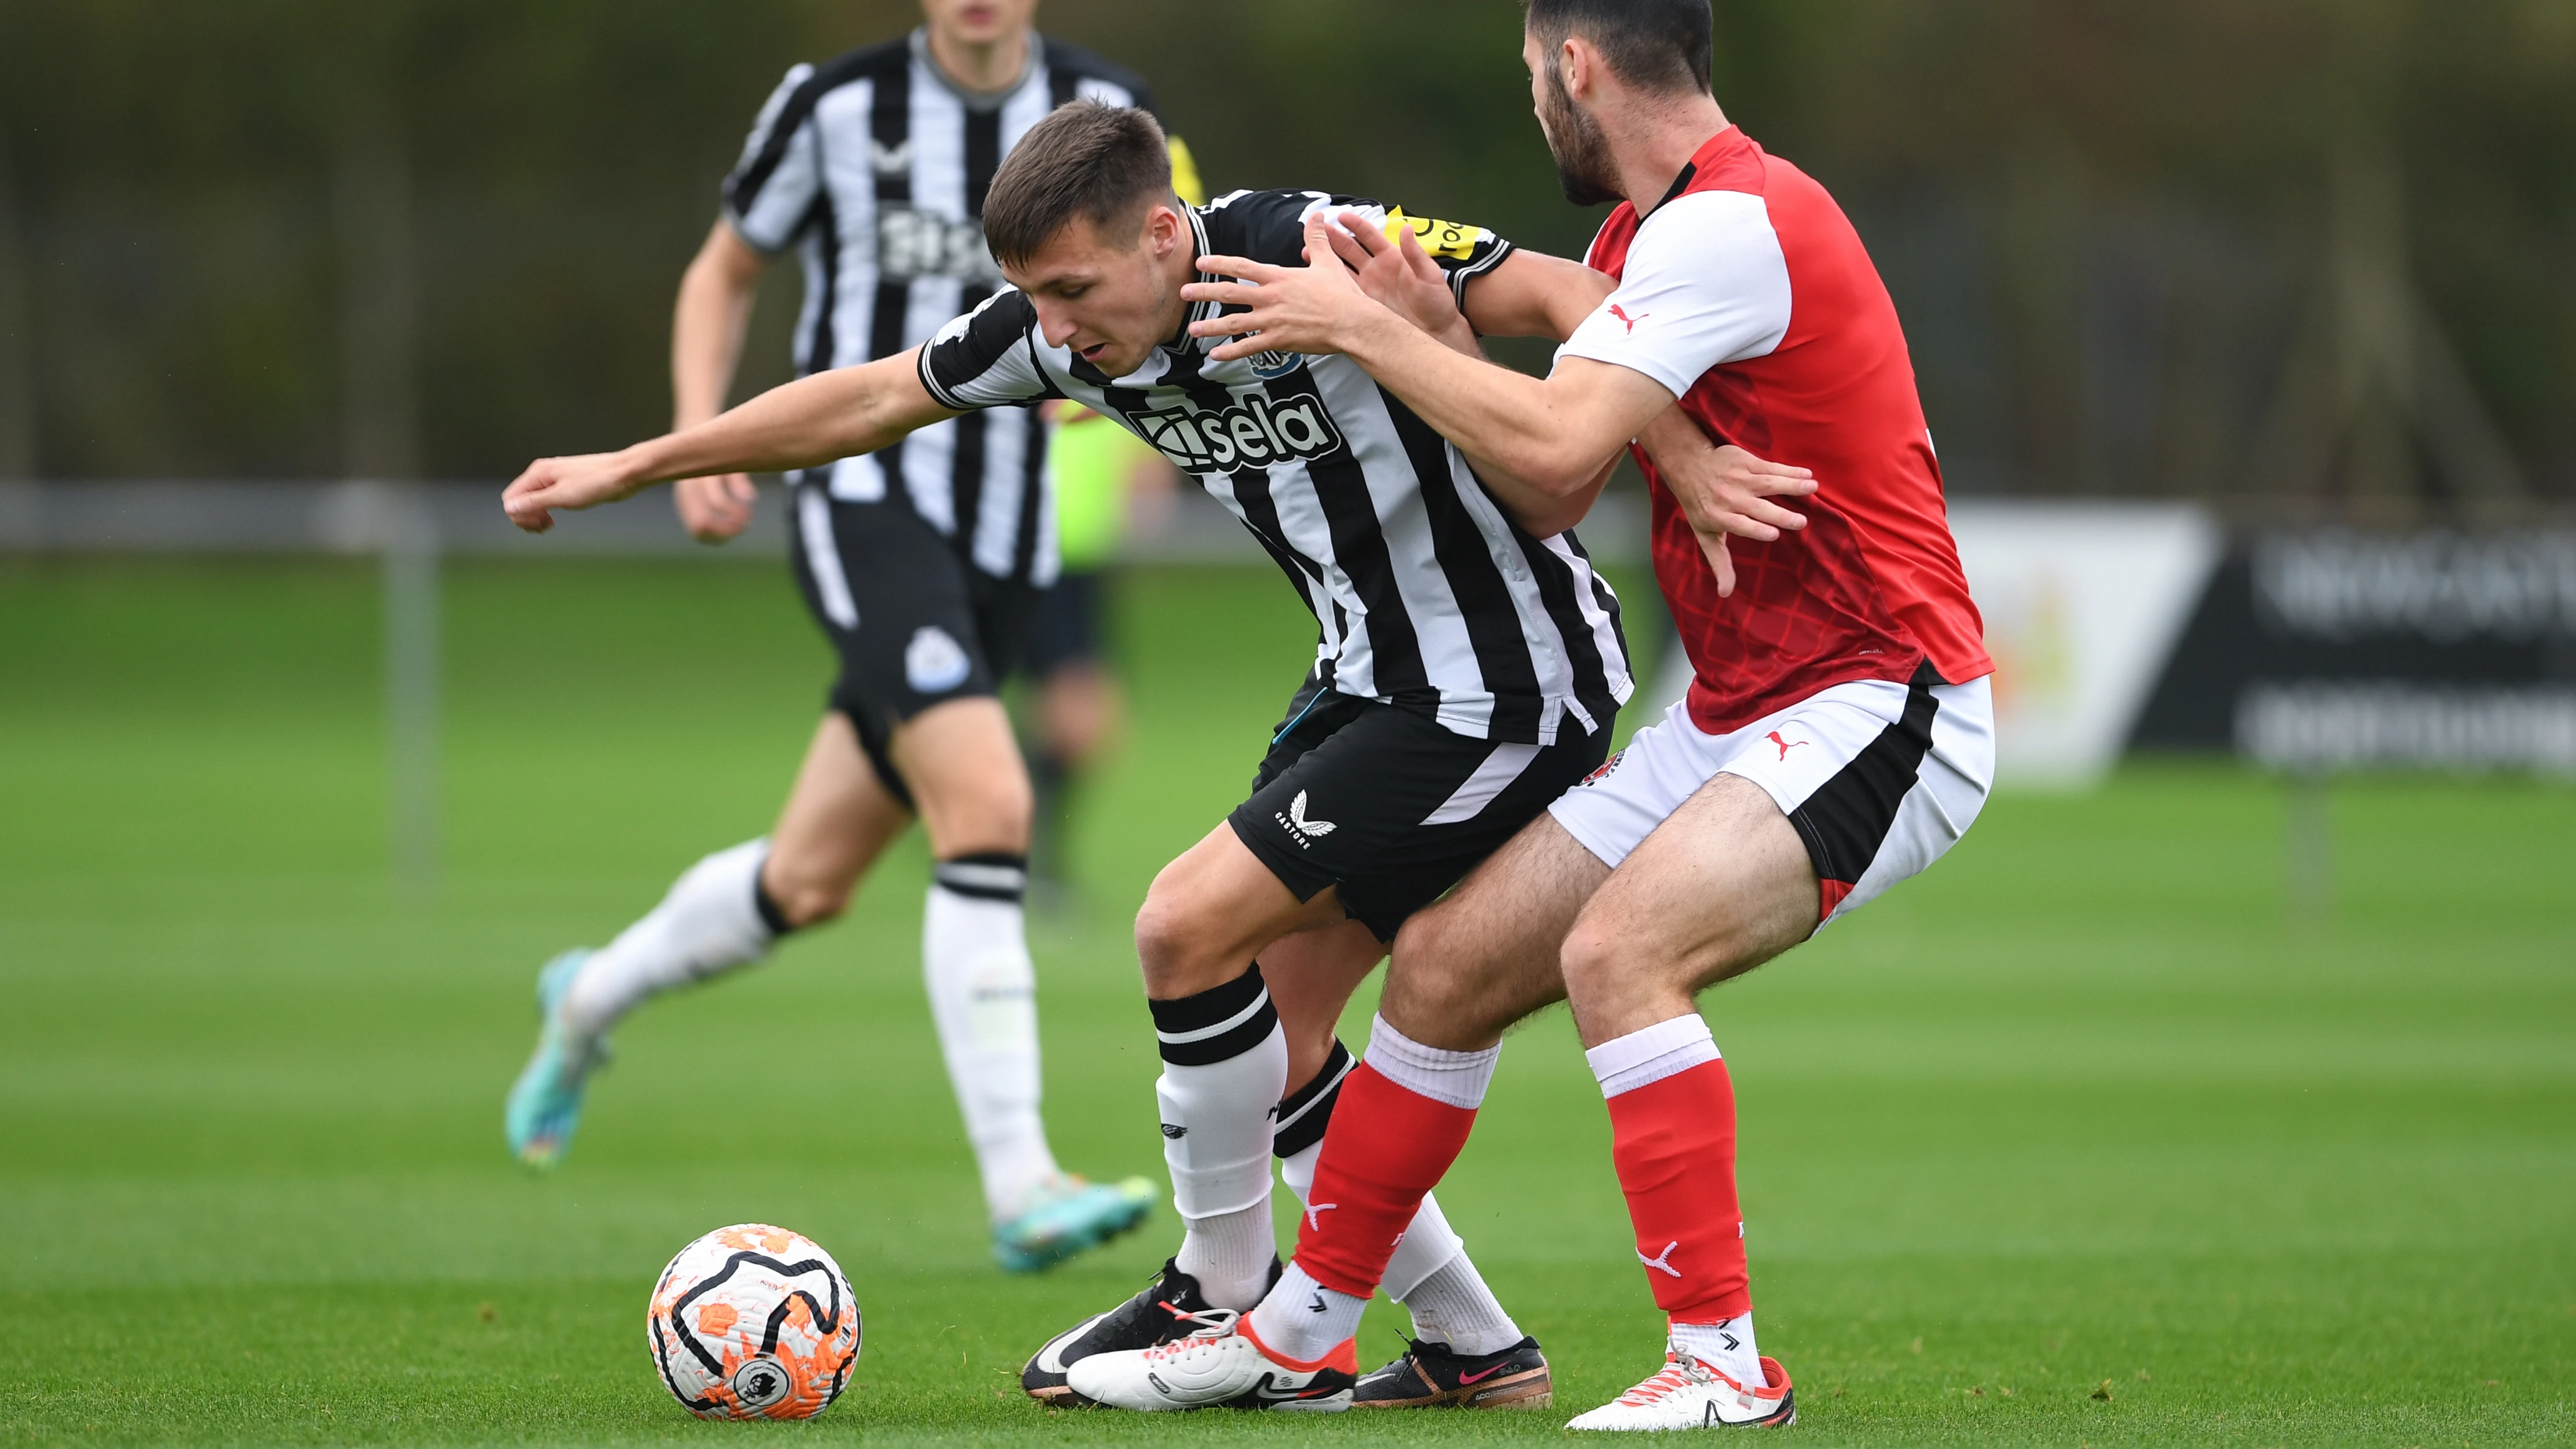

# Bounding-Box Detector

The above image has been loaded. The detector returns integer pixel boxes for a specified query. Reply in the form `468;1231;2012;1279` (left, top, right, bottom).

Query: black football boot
1021;1256;1281;1404
1351;1335;1554;1409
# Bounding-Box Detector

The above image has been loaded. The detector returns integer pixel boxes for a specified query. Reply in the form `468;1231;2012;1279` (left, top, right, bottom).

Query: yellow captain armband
1383;207;1487;261
1166;135;1207;208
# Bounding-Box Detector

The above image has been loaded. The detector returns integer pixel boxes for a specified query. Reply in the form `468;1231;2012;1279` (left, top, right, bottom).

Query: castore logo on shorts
1274;790;1337;846
1135;393;1344;473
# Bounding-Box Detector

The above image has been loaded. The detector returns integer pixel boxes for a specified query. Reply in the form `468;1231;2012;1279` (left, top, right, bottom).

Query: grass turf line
0;556;2568;1446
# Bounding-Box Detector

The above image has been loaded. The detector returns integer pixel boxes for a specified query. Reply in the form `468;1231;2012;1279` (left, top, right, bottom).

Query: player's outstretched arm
503;350;960;533
668;218;770;543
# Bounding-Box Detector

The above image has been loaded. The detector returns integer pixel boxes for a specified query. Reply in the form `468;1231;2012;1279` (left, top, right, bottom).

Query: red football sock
1291;1063;1477;1298
1608;1057;1750;1322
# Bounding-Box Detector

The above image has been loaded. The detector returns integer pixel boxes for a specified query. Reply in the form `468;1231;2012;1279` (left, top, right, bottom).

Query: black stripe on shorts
1788;659;1946;893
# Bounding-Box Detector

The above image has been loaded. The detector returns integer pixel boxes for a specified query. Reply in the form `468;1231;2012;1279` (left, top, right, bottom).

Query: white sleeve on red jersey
1554;189;1793;401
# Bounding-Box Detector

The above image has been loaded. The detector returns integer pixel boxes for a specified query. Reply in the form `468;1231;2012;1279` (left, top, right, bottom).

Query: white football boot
1063;1316;1357;1412
1564;1341;1795;1430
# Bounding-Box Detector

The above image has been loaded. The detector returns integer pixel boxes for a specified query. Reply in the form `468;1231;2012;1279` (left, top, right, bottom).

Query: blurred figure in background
504;0;1191;1275
1019;400;1177;900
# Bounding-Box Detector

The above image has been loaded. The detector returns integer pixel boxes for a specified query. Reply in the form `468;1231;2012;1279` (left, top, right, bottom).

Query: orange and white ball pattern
647;1224;861;1420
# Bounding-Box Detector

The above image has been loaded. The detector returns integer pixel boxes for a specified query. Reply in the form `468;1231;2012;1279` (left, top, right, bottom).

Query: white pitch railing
1;479;1651;892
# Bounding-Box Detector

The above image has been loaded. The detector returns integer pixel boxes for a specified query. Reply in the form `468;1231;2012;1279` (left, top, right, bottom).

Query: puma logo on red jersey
1608;303;1647;333
1767;731;1809;761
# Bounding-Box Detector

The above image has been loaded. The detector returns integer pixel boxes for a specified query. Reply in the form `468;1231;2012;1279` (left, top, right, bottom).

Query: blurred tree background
0;0;2569;519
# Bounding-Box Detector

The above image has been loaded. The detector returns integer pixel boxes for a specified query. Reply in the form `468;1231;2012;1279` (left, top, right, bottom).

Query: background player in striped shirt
502;0;1184;1274
1018;402;1177;898
1061;0;1996;1427
500;101;1814;1410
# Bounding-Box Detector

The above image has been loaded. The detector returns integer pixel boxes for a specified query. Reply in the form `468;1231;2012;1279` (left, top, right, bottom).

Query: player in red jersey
1058;0;1994;1429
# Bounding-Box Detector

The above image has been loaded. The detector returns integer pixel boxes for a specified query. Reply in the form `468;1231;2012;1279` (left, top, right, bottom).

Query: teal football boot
504;949;608;1169
993;1174;1157;1273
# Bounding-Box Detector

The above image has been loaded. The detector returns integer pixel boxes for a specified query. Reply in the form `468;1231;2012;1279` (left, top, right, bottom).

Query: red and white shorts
1550;667;1995;930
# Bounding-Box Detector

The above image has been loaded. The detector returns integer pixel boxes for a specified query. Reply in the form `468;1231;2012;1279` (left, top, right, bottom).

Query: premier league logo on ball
647;1224;861;1421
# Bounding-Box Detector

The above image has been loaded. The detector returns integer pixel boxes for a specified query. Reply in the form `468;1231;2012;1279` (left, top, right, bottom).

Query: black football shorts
1226;679;1614;942
1024;567;1109;679
786;482;1035;810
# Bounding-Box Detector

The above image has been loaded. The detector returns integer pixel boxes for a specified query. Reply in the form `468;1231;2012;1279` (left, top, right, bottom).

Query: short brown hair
1526;0;1713;97
983;102;1174;269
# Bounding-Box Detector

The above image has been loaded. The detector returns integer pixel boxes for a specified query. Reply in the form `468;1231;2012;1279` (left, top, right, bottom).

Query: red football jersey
1561;127;1991;734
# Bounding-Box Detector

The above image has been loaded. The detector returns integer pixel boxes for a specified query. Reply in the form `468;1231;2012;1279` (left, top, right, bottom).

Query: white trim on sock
1155;987;1274;1048
1362;1014;1500;1110
1585;1014;1721;1099
932;859;1027;896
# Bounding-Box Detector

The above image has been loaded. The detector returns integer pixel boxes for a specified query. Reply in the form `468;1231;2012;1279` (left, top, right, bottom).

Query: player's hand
1182;213;1387;361
1646;429;1816;597
502;451;645;533
675;472;758;543
1314;211;1469;347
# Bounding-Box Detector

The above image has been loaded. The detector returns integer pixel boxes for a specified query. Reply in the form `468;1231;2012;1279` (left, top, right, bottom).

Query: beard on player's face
1538;62;1622;208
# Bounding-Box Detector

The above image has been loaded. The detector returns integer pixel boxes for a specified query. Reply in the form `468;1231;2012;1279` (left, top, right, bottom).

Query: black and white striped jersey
723;30;1153;586
918;189;1634;746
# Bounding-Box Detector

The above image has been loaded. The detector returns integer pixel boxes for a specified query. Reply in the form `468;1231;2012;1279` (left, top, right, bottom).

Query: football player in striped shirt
502;0;1183;1275
500;99;1814;1410
1064;0;1995;1429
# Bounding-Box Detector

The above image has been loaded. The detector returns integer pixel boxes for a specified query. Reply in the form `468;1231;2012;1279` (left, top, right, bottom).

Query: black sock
1148;962;1278;1067
751;873;796;938
1273;1037;1356;1160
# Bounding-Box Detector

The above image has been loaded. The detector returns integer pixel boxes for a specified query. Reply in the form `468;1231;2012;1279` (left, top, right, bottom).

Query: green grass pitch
1;555;2569;1446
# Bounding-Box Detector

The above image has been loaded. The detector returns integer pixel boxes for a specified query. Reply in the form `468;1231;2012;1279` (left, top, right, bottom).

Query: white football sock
1249;1262;1366;1365
1153;964;1288;1311
1395;1251;1524;1357
1281;1127;1516;1354
1672;1314;1764;1390
923;855;1059;1224
1174;1202;1273;1310
559;839;776;1041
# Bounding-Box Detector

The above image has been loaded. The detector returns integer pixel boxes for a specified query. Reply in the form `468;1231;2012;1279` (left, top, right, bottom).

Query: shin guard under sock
1154;964;1288;1311
925;853;1058;1223
1291;1016;1495;1298
1591;1015;1751;1324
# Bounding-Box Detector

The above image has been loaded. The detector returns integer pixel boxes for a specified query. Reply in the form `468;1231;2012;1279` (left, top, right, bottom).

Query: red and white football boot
1563;1341;1795;1430
1063;1315;1356;1412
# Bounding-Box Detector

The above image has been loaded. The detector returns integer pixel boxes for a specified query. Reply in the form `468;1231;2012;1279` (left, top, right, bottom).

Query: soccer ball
646;1224;861;1419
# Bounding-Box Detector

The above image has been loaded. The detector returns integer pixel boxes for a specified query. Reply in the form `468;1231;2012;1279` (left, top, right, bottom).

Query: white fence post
318;479;440;893
383;508;440;894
